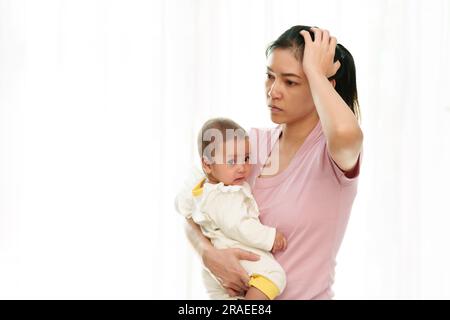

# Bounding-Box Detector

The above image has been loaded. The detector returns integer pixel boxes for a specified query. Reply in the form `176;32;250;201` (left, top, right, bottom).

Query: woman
184;25;363;299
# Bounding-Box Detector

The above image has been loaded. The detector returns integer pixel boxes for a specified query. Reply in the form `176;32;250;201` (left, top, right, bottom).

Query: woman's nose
268;80;281;99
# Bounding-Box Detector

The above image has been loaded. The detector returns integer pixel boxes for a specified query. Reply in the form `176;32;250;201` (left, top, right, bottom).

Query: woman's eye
266;73;274;80
286;80;297;86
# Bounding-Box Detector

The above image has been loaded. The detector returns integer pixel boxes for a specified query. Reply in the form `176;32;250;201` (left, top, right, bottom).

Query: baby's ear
202;155;214;165
201;156;213;174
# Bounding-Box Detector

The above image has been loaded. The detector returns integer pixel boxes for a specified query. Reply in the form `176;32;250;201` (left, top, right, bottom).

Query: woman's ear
201;156;213;174
330;79;336;88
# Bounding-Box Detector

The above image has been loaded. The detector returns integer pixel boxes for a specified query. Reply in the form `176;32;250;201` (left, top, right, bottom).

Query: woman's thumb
235;249;260;261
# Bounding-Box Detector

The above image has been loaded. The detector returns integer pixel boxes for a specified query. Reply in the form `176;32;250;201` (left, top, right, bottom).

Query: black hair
266;25;360;121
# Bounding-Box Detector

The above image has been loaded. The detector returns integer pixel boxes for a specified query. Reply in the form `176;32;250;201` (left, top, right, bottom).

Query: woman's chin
270;114;284;124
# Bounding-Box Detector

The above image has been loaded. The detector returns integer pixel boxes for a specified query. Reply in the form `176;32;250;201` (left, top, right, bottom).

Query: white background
1;0;449;299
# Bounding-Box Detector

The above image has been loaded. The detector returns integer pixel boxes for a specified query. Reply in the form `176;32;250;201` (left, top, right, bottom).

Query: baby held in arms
176;117;287;300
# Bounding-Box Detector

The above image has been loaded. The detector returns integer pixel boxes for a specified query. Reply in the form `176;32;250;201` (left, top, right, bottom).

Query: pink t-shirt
248;121;361;300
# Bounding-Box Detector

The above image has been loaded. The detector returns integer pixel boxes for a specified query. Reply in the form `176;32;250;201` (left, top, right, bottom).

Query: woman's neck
280;112;320;147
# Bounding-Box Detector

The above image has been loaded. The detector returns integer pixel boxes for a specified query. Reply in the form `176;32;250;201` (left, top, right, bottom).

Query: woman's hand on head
299;27;341;79
202;247;260;296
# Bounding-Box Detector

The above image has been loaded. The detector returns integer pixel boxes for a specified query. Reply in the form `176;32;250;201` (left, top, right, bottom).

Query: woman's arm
300;28;363;173
184;218;260;295
184;218;213;258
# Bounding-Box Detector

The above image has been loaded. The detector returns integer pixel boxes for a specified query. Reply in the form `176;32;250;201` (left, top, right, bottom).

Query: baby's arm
204;191;279;252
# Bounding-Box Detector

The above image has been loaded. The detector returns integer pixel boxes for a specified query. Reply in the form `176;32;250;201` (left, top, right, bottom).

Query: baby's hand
271;230;287;253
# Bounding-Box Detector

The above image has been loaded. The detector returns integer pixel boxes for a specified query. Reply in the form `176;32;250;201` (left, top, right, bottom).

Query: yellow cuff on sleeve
192;178;206;197
248;274;280;300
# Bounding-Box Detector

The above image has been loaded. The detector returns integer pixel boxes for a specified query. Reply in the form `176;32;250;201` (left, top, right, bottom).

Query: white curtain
1;0;449;299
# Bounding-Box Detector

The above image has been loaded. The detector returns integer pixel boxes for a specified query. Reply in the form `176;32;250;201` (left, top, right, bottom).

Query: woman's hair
197;117;248;162
266;25;360;121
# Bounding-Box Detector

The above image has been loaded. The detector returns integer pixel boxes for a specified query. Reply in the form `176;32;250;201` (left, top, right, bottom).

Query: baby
176;117;287;300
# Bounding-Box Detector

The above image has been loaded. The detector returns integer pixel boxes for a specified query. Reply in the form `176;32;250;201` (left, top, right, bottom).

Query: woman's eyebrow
267;66;302;79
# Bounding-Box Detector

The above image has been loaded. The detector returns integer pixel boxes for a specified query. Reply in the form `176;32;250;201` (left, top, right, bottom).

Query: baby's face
209;138;252;186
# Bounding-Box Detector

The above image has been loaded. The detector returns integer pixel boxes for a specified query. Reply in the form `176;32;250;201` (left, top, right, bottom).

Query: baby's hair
198;117;248;162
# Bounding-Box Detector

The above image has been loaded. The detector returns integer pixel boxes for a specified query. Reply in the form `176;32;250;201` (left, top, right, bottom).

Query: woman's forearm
308;72;362;147
300;28;363;171
184;218;214;259
308;72;363;171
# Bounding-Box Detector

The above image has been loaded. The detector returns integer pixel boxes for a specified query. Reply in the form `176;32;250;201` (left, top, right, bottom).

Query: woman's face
265;48;316;124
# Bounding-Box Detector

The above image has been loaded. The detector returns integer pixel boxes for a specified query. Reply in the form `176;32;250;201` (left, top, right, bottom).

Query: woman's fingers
310;27;322;42
300;30;312;44
307;27;335;47
219;273;247;293
211;248;283;294
234;248;260;261
222;279;244;293
203;248;253;294
225;287;242;297
240;275;250;290
328;60;341;78
300;27;340;78
322;29;330;46
330;37;338;55
233;249;258;289
232;249;257;290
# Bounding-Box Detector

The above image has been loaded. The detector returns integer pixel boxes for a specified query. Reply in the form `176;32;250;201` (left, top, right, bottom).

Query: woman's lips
269;106;283;113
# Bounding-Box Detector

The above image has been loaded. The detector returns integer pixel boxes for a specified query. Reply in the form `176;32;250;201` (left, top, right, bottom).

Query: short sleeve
175;188;195;219
326;145;362;186
174;167;205;218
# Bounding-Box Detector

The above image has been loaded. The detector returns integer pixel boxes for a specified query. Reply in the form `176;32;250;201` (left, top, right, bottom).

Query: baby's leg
244;287;269;300
239;250;285;300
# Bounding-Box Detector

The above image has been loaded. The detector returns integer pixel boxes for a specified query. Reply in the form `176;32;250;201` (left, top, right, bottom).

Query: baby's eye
244;156;250;163
227;159;236;166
